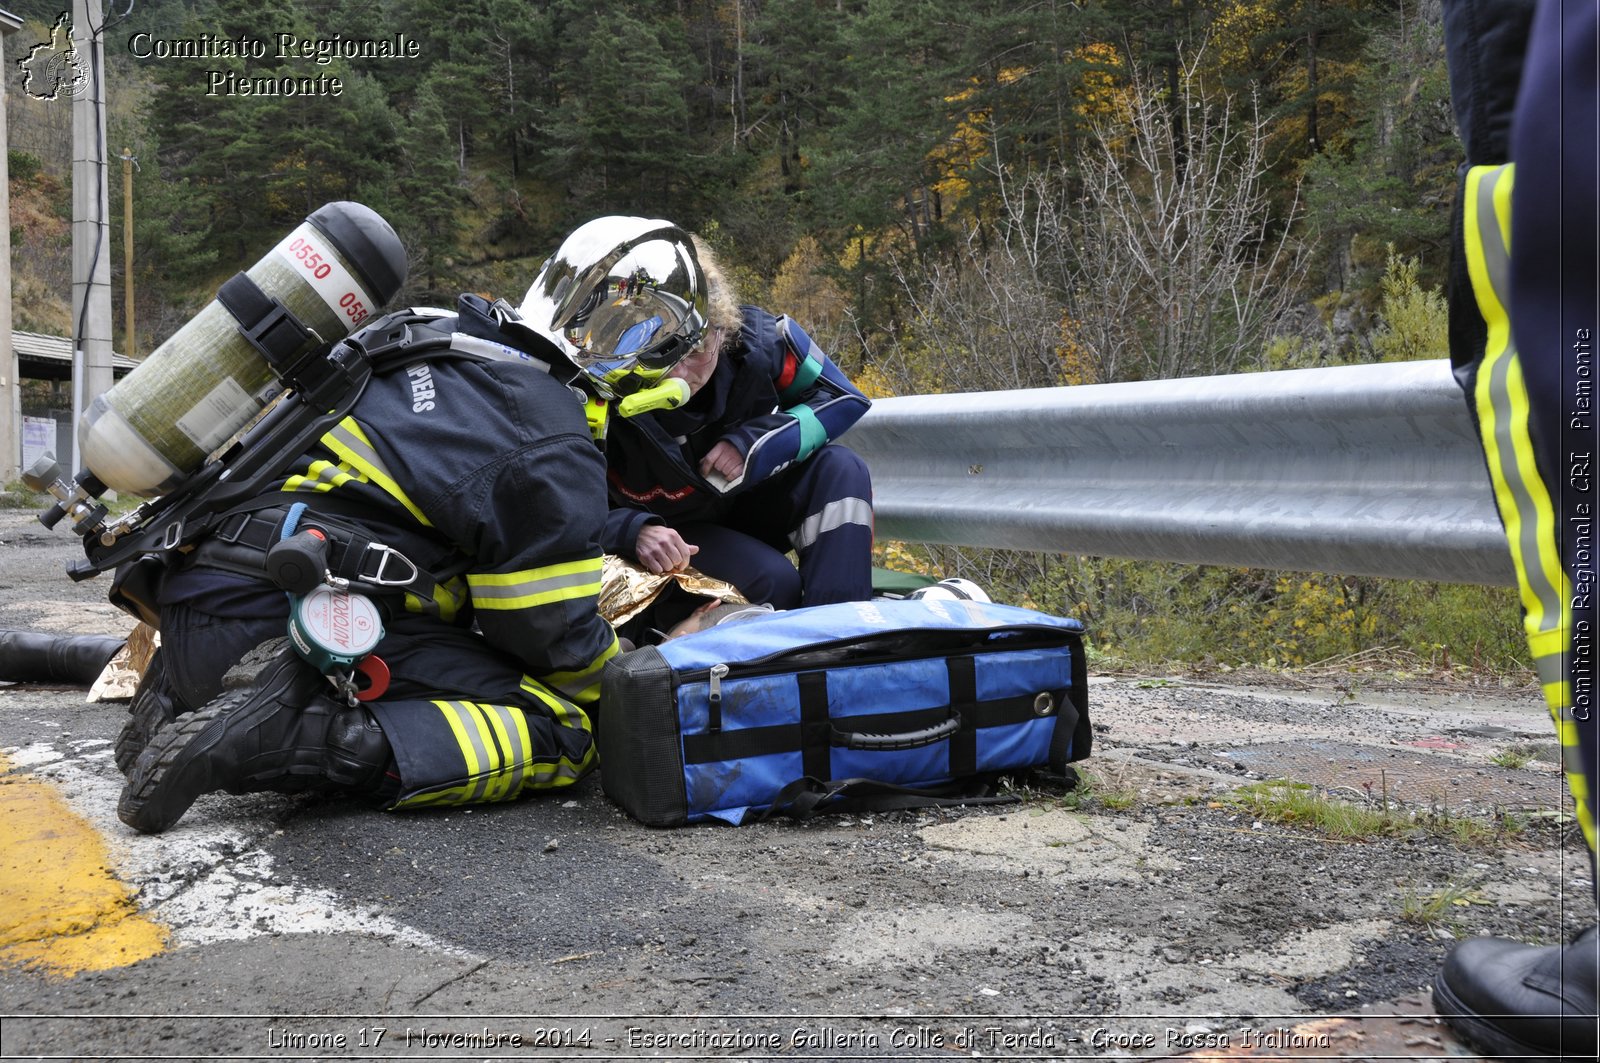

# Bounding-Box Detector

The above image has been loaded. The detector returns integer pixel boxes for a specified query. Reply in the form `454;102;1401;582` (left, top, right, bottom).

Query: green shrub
1371;245;1448;363
8;150;42;184
876;541;1528;675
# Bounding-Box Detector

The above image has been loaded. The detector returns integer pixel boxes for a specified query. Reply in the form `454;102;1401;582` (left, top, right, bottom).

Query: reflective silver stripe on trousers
442;701;493;803
790;496;874;551
1534;651;1569;691
484;702;528;798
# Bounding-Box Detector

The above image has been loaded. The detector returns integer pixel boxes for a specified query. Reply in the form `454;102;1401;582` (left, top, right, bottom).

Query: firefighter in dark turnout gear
116;278;698;831
1432;0;1599;1055
523;221;875;614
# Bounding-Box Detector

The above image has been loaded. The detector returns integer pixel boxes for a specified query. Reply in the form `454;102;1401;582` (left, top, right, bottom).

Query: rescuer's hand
634;524;698;574
699;441;745;484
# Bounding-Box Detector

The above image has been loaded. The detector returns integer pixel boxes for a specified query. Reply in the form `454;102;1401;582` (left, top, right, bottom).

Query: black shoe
118;638;329;833
1433;926;1599;1061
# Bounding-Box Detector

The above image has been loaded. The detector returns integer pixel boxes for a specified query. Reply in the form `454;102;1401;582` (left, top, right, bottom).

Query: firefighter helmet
521;216;708;399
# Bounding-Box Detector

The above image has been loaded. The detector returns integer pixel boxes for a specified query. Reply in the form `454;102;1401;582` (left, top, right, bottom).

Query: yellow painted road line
0;752;167;976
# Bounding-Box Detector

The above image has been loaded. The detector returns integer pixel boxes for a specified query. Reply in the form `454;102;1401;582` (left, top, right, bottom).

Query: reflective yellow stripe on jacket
283;417;429;525
468;556;614;709
283;417;461;619
321;417;432;526
467;557;604;611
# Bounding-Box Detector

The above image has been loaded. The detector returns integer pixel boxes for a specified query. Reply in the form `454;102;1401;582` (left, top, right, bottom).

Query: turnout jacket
262;295;620;706
602;306;870;554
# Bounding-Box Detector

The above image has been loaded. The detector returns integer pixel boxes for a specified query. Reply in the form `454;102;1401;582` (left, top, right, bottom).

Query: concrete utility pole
0;8;24;483
70;0;113;474
122;146;135;358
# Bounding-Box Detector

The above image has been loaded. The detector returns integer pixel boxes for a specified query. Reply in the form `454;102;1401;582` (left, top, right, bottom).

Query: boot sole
1432;978;1565;1062
118;694;243;834
221;638;308;692
114;640;295;777
114;694;174;776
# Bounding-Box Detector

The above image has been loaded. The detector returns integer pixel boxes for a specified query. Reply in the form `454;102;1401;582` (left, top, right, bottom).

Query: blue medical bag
597;598;1090;826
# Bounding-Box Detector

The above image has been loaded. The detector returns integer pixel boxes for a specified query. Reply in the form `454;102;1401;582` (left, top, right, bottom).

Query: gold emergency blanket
600;555;746;626
87;622;160;702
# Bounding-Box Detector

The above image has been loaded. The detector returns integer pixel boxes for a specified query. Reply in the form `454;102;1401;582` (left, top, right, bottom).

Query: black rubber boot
118;638;392;834
1433;926;1599;1061
0;629;124;684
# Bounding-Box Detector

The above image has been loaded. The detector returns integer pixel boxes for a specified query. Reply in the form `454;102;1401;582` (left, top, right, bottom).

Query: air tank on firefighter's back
77;201;407;497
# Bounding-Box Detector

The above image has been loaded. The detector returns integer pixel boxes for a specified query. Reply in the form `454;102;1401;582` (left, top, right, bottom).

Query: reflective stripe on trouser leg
783;445;875;606
1462;162;1595;851
368;682;597;809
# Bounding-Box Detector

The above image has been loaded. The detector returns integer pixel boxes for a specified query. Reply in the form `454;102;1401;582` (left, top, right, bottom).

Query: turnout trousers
142;597;598;810
1446;0;1599;858
675;444;874;610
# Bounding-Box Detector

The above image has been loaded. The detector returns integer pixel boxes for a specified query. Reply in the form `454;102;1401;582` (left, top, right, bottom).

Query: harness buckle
358;543;421;588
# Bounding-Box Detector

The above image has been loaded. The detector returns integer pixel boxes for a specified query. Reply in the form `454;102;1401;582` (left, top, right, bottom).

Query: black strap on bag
1048;630;1092;773
760;775;1020;821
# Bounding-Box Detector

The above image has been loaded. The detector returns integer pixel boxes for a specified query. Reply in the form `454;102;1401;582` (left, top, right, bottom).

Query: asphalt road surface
0;506;1590;1061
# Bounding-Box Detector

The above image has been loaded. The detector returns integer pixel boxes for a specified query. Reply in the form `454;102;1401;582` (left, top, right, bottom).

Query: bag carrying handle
829;710;961;751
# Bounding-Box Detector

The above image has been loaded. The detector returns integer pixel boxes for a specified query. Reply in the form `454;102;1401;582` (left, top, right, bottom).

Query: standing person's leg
1442;0;1540;407
1505;0;1598;874
1441;0;1537;166
1434;1;1599;1056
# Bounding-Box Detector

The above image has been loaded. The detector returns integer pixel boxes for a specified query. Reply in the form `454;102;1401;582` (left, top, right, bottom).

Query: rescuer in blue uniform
525;221;875;616
118;224;712;833
1435;0;1598;1054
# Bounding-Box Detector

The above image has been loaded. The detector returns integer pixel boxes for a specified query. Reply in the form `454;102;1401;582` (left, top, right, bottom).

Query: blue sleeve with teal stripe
718;315;871;490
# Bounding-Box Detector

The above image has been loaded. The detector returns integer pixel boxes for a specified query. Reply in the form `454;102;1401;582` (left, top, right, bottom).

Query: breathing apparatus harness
32;289;572;575
27;273;696;701
29;287;610;704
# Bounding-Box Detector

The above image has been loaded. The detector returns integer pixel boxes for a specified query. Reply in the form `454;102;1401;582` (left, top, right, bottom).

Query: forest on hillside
8;0;1458;372
10;0;1520;672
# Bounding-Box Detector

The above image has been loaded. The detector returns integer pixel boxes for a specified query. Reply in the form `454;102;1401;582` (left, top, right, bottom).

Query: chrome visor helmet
520;216;707;399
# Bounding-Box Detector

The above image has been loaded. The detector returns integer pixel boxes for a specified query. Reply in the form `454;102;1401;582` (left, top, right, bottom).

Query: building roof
13;331;139;379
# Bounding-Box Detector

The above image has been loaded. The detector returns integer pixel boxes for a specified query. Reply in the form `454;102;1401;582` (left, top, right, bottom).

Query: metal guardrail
848;358;1516;587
